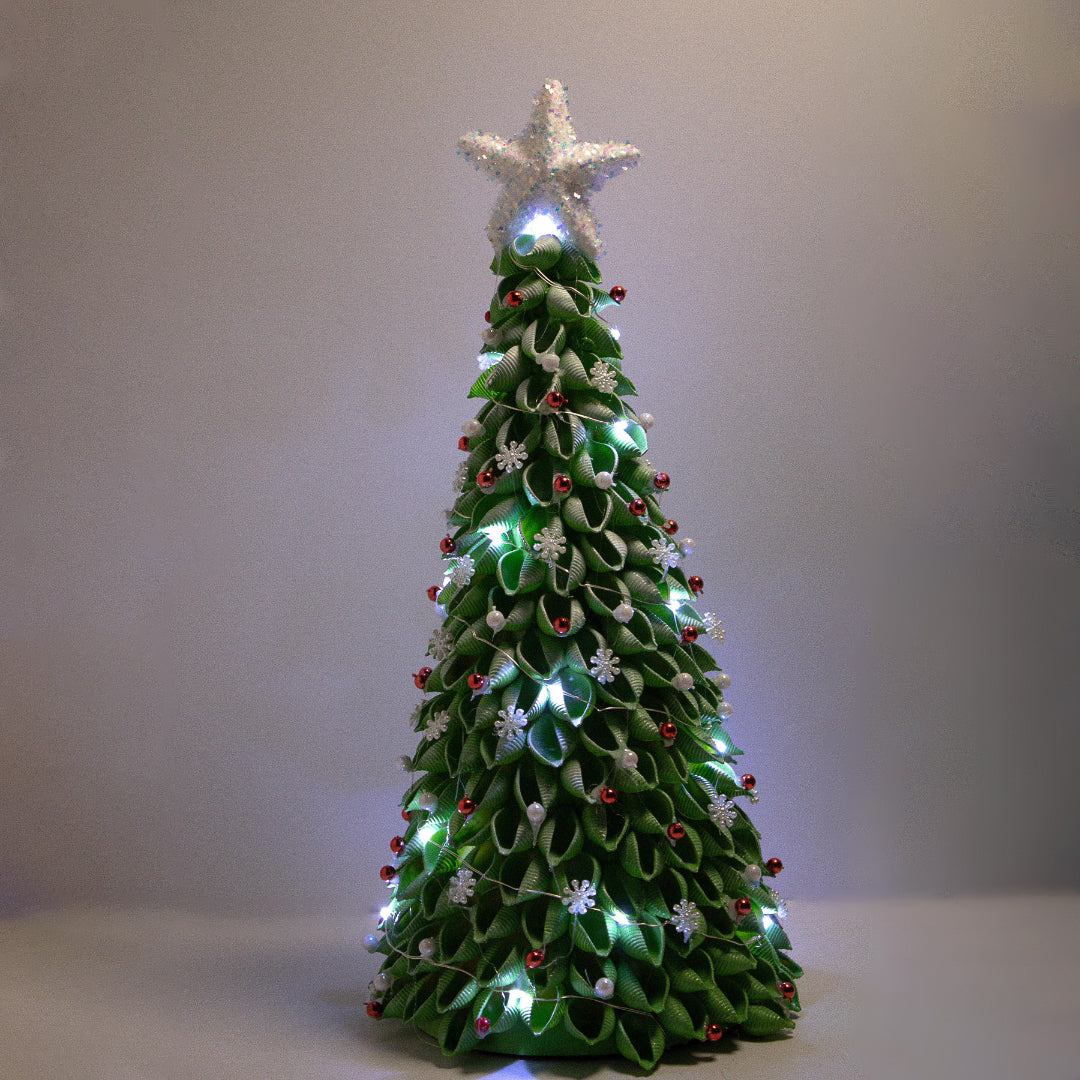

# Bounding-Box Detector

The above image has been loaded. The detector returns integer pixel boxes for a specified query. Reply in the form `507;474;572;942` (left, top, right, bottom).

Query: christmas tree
365;81;800;1070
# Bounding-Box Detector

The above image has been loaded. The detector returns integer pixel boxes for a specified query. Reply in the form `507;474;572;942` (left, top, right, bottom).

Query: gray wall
2;0;1078;916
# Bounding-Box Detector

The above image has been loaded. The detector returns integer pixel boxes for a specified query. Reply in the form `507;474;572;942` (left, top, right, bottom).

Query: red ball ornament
552;616;571;636
599;786;617;805
484;310;491;323
663;519;679;535
475;1017;491;1037
506;289;524;308
780;980;796;1000
439;535;457;555
653;472;671;490
525;949;545;969
426;585;440;602
734;896;753;917
458;435;470;451
379;865;397;882
667;822;686;841
477;469;496;490
553;473;572;494
658;720;678;740
680;626;699;644
390;836;405;855
688;575;704;594
457;795;476;815
467;673;488;693
766;857;784;876
366;1001;384;1019
740;773;756;791
628;497;647;517
413;667;432;690
705;1023;723;1042
609;285;626;303
545;391;567;409
401;807;412;823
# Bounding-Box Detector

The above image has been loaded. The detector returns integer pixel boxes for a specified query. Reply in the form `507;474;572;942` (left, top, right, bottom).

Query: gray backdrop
2;0;1078;917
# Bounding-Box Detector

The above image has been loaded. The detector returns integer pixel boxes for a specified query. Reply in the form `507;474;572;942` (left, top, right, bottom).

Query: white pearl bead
612;602;634;623
619;748;638;770
363;933;380;952
745;864;762;885
373;972;391;992
594;977;615;999
672;672;694;691
397;755;412;771
718;701;733;716
639;412;654;430
481;327;501;345
486;609;507;631
594;470;613;489
418;938;436;959
540;353;560;373
679;538;696;556
418;791;437;811
462;418;483;437
712;671;732;690
526;801;546;825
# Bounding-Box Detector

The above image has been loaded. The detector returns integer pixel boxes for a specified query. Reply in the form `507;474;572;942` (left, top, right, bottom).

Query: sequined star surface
458;80;640;258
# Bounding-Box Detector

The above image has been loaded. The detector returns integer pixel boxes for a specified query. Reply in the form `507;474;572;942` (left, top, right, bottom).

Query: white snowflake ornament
702;612;726;643
708;795;738;829
670;899;703;943
495;440;528;472
648;537;680;572
451;462;469;493
450;555;475;586
494;707;528;739
590;360;618;394
588;647;620;684
561;879;598;916
448;867;477;905
532;526;566;565
427;626;454;661
424;711;450;742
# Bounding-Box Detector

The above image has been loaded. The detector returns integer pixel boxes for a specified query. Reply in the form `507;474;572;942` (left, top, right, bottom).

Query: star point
459;79;639;258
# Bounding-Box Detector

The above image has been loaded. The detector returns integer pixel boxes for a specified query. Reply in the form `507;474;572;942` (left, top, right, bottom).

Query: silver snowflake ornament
450;555;475;586
451;461;470;494
670;898;703;943
424;710;450;742
532;526;566;566
765;889;789;920
648;538;680;572
478;350;501;371
494;707;528;739
702;612;726;643
708;795;738;829
561;879;598;916
588;647;620;684
590;360;618;394
447;867;476;905
495;440;528;472
427;626;454;662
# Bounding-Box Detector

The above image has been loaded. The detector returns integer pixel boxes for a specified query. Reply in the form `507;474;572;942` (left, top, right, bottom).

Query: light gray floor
1;896;1077;1080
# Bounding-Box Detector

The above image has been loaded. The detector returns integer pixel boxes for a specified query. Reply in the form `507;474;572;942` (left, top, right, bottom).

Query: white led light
612;419;629;435
610;327;620;340
545;680;566;711
522;211;560;237
610;909;631;926
379;905;394;921
482;524;507;544
507;988;533;1011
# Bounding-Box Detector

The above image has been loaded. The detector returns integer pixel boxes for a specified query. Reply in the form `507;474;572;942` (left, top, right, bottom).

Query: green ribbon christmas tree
366;80;801;1071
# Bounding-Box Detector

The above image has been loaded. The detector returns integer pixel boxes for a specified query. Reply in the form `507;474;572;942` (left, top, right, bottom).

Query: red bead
658;720;678;740
413;667;432;690
458;795;476;815
401;807;412;823
663;519;678;535
458;436;470;451
484;310;491;323
680;626;699;644
506;289;524;307
366;1001;384;1019
379;865;397;882
390;836;405;855
740;773;756;791
734;896;753;917
766;857;784;876
705;1023;723;1042
599;786;617;805
477;469;496;490
525;949;545;969
440;535;457;554
553;473;572;494
426;585;440;602
609;285;626;303
653;472;670;490
545;391;567;409
628;497;647;517
467;673;488;692
475;1017;491;1037
667;822;686;841
688;575;704;594
553;616;571;636
780;980;796;1000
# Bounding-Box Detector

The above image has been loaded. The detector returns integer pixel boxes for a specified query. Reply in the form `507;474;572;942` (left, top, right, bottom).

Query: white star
458;80;640;258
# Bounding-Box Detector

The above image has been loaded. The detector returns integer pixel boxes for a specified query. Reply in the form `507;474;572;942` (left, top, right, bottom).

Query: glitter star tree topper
458;79;640;257
366;81;801;1070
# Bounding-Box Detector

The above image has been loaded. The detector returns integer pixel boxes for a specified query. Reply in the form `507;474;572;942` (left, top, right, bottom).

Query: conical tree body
370;234;800;1069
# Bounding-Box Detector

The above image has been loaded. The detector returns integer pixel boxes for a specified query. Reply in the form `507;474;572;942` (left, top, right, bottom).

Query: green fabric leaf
623;569;666;604
538;811;584;865
742;1004;796;1035
496;548;544;595
553;668;594;726
615;1014;664;1071
542;413;583;458
565;999;616;1046
527;711;570;766
529;989;565;1034
435;967;479;1012
546;283;589;320
572;910;614;956
557;347;591;388
562;489;612;533
658;993;697;1041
